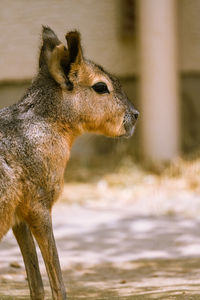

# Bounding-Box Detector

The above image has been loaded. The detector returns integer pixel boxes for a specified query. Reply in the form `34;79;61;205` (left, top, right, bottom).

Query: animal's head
39;26;139;138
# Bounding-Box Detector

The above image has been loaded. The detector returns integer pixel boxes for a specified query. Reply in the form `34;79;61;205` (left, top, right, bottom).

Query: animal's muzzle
123;106;139;138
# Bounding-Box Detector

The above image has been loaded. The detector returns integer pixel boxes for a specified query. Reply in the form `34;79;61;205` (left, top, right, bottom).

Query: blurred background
0;1;200;298
0;0;199;167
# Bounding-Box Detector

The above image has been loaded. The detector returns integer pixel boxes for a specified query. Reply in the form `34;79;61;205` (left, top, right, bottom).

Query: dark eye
92;82;109;94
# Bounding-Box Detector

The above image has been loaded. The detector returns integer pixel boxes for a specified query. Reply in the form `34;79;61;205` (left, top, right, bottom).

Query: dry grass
62;155;200;217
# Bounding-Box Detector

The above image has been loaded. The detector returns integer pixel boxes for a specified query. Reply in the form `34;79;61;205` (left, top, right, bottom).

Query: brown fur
0;26;139;300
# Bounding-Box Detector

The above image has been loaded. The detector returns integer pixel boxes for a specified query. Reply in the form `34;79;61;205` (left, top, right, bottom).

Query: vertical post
138;0;179;162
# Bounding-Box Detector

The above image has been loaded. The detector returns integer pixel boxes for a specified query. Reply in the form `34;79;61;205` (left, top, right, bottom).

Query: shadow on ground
1;258;200;299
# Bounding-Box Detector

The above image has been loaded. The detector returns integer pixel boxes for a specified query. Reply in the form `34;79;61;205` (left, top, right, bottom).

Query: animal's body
0;27;138;299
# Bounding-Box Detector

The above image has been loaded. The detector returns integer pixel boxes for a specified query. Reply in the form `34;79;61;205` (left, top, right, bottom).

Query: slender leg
12;222;45;300
28;210;67;300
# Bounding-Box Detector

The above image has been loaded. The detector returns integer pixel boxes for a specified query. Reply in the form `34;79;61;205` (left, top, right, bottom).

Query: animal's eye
92;82;109;94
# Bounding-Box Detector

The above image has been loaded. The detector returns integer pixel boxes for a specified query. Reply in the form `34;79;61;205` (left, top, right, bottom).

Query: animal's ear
65;31;83;66
39;26;61;68
48;44;73;90
39;26;73;90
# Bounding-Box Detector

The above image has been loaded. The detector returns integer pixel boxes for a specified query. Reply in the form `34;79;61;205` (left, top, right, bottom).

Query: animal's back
0;105;22;238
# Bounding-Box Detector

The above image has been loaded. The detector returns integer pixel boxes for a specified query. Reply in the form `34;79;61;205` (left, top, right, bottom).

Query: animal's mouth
118;125;135;139
125;125;135;138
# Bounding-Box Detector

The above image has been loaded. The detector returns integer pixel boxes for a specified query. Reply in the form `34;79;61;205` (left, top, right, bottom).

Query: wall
178;0;200;73
0;0;200;156
0;0;137;81
1;0;200;81
178;0;200;153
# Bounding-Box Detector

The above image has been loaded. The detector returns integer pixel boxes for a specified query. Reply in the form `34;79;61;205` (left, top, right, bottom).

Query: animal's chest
20;128;70;206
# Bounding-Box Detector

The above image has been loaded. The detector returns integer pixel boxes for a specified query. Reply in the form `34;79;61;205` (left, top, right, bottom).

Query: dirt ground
1;258;200;299
0;157;200;300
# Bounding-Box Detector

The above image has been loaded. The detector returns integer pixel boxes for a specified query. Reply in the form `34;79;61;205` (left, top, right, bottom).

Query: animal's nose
130;108;139;123
128;102;139;122
133;110;139;120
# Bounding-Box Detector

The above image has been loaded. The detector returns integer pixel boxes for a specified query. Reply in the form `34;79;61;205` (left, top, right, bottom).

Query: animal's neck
17;70;84;155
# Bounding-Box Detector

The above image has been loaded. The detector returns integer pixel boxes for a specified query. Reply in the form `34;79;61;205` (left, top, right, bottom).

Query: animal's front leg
12;221;45;300
28;209;67;300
